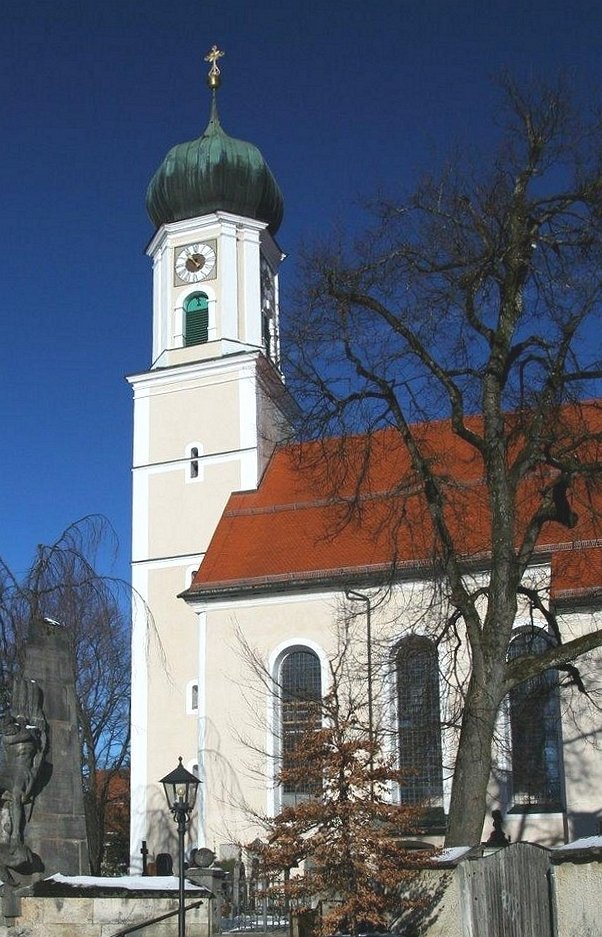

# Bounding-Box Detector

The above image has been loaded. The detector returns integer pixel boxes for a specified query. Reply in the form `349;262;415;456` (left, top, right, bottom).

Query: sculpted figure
0;676;47;882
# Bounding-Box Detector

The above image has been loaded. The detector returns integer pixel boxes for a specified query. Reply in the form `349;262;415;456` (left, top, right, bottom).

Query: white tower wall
128;210;290;870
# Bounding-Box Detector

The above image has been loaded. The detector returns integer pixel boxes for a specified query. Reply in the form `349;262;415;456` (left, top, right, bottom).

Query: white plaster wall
146;373;241;464
131;207;291;874
192;572;601;852
147;460;240;559
553;861;602;937
197;591;341;848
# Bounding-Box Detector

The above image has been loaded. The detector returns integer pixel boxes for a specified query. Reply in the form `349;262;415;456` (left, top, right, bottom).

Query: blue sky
0;0;600;582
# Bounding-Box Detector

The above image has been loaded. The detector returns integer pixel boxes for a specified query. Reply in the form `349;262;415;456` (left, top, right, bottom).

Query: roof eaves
552;585;602;609
182;550;497;603
180;563;397;603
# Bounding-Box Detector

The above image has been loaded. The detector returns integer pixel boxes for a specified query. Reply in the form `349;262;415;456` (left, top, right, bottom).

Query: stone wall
2;843;601;937
391;841;602;937
552;859;602;937
0;893;210;937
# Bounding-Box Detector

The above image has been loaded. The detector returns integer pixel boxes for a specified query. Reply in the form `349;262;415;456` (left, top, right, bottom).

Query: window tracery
508;630;564;811
280;649;322;797
396;636;444;808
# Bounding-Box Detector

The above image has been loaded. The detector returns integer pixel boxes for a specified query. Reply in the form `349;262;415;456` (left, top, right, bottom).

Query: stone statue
0;675;48;883
486;809;510;847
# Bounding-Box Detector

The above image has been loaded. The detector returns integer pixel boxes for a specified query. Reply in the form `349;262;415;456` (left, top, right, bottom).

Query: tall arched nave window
396;636;444;812
507;629;564;811
279;648;322;802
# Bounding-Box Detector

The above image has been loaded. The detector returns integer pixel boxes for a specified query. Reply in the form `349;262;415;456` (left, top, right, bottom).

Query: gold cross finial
205;45;225;89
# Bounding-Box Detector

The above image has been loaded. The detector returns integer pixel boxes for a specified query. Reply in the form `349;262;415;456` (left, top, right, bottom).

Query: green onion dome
146;95;283;235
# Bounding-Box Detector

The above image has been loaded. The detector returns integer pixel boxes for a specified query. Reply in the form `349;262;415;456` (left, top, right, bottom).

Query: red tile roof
552;544;602;601
187;405;602;602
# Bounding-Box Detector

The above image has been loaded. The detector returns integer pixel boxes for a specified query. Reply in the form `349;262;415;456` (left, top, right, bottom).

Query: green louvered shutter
184;293;209;346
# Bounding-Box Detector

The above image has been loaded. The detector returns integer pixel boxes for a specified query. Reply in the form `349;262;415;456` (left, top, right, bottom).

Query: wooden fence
458;842;553;937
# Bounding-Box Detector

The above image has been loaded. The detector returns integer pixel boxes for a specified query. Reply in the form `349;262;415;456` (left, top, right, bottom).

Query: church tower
128;49;292;870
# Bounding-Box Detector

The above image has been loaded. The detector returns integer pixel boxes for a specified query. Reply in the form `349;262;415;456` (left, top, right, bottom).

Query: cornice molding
146;211;269;257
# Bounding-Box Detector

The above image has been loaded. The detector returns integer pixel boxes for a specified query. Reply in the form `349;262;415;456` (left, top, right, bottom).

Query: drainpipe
345;589;374;798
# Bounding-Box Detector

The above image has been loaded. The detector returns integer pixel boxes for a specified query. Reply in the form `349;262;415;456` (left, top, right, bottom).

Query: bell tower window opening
262;307;273;360
190;447;199;479
260;256;276;362
184;292;209;346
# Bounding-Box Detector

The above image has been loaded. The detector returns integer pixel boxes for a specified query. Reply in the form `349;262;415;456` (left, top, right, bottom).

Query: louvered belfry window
280;650;321;795
508;631;564;810
397;636;444;806
184;293;209;346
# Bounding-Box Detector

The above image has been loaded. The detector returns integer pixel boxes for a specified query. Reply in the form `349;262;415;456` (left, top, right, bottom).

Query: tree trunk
445;674;503;847
83;785;103;875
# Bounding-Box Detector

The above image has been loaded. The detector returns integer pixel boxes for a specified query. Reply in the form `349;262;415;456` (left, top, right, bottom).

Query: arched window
184;293;209;346
260;255;275;361
190;447;199;479
508;630;564;810
280;649;322;797
186;680;199;714
396;636;444;807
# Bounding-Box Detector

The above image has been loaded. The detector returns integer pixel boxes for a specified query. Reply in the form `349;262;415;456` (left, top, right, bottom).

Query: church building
129;51;602;870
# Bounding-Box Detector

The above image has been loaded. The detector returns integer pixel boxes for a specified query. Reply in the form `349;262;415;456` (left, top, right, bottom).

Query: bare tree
285;80;602;846
0;516;130;873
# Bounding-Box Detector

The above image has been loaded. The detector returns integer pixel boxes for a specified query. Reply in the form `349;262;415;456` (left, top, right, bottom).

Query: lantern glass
160;757;200;813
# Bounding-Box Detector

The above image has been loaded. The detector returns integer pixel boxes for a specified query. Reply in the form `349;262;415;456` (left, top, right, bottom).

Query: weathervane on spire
205;45;225;89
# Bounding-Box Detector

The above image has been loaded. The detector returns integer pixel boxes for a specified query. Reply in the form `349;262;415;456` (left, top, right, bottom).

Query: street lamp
160;757;201;937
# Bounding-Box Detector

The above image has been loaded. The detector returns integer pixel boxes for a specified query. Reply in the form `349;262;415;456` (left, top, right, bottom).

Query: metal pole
177;808;186;937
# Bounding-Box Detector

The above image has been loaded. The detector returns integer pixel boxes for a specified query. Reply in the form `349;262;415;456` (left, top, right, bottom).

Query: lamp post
160;757;201;937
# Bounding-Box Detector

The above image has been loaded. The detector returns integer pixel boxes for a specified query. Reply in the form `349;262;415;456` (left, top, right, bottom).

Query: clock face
174;241;217;284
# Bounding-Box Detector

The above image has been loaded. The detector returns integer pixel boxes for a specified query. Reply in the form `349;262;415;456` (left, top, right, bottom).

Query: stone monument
19;618;89;878
0;675;47;885
0;617;89;919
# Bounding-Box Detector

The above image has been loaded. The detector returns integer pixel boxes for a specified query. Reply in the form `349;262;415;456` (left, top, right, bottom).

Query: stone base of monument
0;874;212;936
186;863;226;935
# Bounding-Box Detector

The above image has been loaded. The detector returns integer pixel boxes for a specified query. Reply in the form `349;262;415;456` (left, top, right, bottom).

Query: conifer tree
253;655;428;937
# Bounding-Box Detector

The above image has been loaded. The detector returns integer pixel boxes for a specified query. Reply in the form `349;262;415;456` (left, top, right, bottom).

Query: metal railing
220;909;289;933
108;899;204;937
